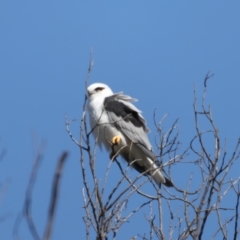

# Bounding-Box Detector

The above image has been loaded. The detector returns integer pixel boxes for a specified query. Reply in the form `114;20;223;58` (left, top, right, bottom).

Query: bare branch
43;151;69;240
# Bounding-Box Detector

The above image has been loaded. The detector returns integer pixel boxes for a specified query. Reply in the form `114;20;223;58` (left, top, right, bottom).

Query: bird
87;83;173;187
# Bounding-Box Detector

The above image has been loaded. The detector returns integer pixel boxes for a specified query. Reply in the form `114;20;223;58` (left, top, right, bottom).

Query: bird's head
87;83;113;101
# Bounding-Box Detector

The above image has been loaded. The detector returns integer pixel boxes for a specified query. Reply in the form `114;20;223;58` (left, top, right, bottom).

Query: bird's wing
104;93;174;188
104;93;152;151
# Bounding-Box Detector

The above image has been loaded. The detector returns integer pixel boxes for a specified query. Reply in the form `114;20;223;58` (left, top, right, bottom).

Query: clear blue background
1;1;240;239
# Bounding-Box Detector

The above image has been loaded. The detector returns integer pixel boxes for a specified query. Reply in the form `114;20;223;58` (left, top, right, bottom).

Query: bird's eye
95;87;104;92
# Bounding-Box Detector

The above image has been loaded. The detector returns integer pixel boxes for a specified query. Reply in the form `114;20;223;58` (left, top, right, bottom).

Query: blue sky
1;1;240;239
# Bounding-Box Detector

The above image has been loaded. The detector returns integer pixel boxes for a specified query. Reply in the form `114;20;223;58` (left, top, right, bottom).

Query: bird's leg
109;149;116;161
109;135;121;161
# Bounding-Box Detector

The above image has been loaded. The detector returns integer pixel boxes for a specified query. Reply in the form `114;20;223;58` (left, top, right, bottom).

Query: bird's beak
87;90;91;96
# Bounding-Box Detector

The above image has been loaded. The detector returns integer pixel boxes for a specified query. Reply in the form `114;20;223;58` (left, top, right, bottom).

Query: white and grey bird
87;83;173;187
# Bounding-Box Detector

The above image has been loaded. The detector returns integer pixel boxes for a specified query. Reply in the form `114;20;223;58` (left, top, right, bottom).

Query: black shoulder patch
104;96;147;131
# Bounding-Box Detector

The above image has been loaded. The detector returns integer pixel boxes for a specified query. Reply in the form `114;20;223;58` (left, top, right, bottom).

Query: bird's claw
110;135;121;161
111;135;121;145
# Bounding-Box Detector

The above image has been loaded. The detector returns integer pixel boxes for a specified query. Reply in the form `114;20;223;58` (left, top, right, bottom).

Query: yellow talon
111;135;121;145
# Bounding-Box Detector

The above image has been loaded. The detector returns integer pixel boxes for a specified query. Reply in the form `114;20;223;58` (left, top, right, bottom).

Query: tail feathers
163;177;174;187
134;148;174;188
151;169;173;188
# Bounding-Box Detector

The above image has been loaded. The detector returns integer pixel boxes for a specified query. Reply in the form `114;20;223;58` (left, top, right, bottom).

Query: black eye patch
95;87;104;91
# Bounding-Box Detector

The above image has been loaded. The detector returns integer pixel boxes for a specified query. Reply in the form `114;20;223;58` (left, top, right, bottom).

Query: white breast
88;96;127;152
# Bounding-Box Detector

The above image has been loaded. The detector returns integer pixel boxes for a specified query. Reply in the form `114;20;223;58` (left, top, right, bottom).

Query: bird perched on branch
87;83;173;187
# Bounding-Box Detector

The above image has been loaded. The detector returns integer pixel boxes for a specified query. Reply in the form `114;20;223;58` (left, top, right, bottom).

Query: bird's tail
136;145;174;188
162;176;174;187
150;163;174;187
